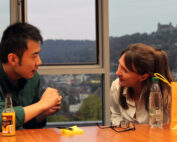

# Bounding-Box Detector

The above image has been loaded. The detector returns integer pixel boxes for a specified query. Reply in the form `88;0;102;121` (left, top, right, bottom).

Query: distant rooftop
157;22;177;32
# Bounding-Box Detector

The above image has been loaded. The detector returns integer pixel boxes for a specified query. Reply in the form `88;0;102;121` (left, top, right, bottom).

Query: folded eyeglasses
96;121;136;133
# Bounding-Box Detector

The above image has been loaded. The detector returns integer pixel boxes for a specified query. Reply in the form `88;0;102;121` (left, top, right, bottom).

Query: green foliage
40;40;96;64
76;94;102;121
47;115;69;122
47;94;102;122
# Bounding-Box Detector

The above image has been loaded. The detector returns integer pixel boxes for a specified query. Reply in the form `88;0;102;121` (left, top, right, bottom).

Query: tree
76;94;102;121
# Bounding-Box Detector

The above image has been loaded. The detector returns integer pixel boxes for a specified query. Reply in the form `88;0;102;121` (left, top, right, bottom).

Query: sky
0;0;10;40
1;0;177;40
109;0;177;37
27;0;95;40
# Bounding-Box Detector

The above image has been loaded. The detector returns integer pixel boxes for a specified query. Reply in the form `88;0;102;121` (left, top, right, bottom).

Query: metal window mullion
10;0;23;24
100;0;110;126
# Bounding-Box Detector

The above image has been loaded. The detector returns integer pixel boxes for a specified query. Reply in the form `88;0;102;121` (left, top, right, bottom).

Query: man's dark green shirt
0;62;46;131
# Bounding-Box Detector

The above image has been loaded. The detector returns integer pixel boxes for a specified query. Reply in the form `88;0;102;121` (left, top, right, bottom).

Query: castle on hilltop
157;22;177;32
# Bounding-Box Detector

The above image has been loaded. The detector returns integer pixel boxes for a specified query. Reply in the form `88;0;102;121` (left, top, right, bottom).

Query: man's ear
140;73;149;81
7;53;19;66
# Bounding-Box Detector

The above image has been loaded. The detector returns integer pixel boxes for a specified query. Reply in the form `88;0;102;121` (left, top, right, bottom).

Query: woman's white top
110;78;149;125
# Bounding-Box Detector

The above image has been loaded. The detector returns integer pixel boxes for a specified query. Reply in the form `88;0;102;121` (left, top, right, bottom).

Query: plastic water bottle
149;77;163;127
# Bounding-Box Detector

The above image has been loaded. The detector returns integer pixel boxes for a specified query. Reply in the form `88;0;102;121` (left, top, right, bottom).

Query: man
0;22;62;130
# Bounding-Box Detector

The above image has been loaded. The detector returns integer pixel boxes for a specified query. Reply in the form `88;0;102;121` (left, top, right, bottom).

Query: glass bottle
2;94;16;136
149;77;163;127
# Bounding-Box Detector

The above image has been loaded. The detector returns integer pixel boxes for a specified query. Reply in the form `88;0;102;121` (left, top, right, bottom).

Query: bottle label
2;112;15;135
156;109;162;121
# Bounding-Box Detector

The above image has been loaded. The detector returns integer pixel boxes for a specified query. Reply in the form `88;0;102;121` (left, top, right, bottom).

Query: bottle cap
152;77;159;82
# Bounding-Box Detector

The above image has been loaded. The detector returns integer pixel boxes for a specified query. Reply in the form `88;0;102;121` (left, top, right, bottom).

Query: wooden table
1;125;177;142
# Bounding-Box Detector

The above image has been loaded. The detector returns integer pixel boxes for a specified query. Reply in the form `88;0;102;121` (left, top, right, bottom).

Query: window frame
11;0;110;125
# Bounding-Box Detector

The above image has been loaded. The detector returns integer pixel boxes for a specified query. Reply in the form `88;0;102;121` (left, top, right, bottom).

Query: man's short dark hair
0;22;43;63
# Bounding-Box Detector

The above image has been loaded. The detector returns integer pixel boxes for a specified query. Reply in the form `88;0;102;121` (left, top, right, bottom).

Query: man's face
14;40;42;79
116;54;144;87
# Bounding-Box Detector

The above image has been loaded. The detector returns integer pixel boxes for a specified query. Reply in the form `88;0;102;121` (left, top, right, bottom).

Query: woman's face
116;54;147;87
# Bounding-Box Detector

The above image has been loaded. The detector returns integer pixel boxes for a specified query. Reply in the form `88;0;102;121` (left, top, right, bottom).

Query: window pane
109;0;177;81
0;0;10;39
27;0;97;64
40;74;102;122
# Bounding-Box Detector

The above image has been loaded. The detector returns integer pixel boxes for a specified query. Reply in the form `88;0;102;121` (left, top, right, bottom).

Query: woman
110;43;173;125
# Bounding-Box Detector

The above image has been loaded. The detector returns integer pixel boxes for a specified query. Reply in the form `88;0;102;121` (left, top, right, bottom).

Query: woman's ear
140;73;149;81
7;53;19;66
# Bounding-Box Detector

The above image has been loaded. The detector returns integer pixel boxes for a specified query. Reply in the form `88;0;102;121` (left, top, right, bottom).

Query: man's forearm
23;101;46;123
23;88;61;123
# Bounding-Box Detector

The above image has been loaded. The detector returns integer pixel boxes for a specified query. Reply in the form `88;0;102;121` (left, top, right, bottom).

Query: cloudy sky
0;0;10;39
1;0;177;40
109;0;177;37
27;0;95;40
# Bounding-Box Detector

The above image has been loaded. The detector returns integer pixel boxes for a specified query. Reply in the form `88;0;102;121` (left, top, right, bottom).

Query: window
0;0;10;39
26;0;110;125
28;0;97;65
40;74;102;122
109;0;177;82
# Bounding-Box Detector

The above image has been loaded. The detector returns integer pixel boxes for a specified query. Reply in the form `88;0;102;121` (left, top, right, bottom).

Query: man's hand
39;87;61;111
23;87;62;123
44;96;62;116
35;89;62;123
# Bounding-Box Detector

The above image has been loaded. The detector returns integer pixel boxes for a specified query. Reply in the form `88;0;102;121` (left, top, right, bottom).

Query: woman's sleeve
110;79;123;125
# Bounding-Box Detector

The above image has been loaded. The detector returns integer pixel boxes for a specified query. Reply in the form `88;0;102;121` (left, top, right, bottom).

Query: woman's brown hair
119;43;174;115
119;43;156;111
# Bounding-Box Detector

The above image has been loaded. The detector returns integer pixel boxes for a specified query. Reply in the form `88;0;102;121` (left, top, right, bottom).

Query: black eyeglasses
96;121;136;133
56;126;73;130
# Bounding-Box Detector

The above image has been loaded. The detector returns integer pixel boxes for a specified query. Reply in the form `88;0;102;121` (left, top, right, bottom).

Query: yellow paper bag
154;73;177;129
170;82;177;129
